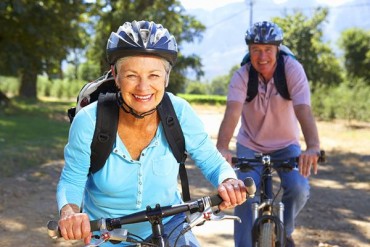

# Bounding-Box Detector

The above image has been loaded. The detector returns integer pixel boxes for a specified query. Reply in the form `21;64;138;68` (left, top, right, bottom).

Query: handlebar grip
318;150;326;163
47;220;61;239
209;177;256;206
47;219;104;239
231;157;239;164
209;194;223;206
244;177;256;197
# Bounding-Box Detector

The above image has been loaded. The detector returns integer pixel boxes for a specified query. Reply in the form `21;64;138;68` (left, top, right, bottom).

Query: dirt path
0;106;369;247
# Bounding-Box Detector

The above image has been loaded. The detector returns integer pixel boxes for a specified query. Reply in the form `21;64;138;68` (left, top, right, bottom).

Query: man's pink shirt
227;56;311;153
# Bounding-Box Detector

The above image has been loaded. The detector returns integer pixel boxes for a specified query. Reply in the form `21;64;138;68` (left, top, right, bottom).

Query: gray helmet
106;20;178;65
245;21;283;46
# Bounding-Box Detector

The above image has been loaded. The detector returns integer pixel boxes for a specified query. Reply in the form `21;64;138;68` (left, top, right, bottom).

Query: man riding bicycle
216;21;321;247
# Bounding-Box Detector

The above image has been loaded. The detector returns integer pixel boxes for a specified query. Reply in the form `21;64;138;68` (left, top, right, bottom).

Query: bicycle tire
258;222;275;247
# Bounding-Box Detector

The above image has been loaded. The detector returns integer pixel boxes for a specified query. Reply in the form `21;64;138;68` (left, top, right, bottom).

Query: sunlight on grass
0;99;71;177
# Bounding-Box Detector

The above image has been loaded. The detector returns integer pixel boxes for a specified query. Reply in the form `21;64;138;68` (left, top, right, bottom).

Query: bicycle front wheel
258;222;276;247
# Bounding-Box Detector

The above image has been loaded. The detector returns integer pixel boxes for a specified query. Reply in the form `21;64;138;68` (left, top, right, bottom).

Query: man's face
249;44;278;80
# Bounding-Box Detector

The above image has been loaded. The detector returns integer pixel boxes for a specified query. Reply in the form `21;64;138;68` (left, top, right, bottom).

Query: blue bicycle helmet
245;21;283;46
106;20;178;65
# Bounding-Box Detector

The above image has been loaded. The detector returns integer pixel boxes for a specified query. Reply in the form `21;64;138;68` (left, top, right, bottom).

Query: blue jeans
234;143;310;247
100;213;200;246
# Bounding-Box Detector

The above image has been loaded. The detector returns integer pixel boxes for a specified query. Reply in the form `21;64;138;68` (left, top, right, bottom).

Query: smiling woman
55;19;246;247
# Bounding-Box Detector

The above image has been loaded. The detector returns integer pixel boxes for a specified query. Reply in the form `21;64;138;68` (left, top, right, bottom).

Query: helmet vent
261;27;267;37
140;29;150;46
106;20;178;65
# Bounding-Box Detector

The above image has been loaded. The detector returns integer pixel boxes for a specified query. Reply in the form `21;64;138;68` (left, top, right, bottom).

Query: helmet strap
116;92;157;119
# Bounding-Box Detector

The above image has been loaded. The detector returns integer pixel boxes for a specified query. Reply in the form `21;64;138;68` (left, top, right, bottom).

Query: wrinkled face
114;56;170;114
249;44;278;80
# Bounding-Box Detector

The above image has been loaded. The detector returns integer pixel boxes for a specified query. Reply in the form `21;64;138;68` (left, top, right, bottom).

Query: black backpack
240;46;295;102
67;71;191;201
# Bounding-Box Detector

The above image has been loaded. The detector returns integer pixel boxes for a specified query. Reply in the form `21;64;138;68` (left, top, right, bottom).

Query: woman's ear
111;65;117;77
165;68;171;87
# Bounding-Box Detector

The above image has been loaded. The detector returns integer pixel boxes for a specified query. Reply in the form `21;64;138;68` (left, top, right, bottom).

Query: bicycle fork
251;201;285;247
251;200;284;226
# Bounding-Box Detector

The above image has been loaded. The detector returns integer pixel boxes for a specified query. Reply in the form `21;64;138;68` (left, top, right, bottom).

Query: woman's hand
217;178;247;210
58;204;91;245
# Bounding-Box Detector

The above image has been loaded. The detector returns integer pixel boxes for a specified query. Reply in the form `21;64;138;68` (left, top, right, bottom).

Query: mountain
181;0;370;81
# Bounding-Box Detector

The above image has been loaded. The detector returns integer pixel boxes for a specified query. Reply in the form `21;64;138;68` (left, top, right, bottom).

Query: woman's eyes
125;74;161;80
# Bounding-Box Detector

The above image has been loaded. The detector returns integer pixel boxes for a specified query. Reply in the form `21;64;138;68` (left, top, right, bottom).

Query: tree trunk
19;69;38;99
0;90;10;108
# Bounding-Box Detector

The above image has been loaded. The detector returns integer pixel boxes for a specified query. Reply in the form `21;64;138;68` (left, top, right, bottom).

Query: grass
0;98;74;177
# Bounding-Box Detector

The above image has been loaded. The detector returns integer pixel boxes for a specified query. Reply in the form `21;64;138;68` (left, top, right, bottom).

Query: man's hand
298;149;320;177
218;148;233;165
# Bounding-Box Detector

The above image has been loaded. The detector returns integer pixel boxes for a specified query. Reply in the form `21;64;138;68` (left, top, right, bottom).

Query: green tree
210;65;239;95
0;1;90;99
210;75;229;95
333;79;370;123
185;81;207;94
273;8;342;89
87;0;205;94
78;62;101;82
338;28;370;82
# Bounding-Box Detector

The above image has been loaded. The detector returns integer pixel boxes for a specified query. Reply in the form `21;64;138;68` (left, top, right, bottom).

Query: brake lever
185;208;241;233
206;211;241;223
84;219;129;247
85;238;106;247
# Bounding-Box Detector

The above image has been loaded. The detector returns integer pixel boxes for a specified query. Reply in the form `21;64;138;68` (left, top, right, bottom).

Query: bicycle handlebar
47;176;256;246
47;194;222;239
232;150;326;171
97;194;225;231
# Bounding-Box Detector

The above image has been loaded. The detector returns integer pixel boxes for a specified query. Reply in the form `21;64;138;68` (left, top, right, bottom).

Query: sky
180;0;354;10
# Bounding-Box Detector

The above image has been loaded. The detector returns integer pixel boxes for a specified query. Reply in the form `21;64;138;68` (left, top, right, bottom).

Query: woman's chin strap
116;92;157;119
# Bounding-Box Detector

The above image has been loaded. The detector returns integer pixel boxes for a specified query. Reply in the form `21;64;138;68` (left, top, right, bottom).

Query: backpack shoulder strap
246;64;259;102
157;93;187;164
157;93;190;201
90;93;119;174
274;54;291;100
